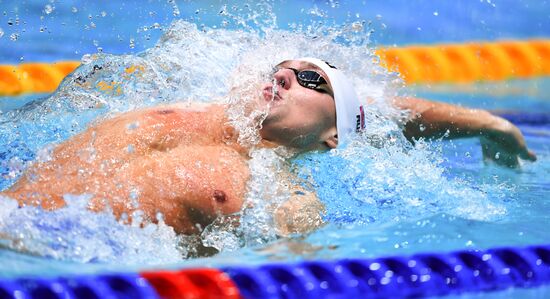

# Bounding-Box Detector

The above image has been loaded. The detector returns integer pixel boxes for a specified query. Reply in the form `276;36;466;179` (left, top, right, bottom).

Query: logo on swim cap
355;105;365;132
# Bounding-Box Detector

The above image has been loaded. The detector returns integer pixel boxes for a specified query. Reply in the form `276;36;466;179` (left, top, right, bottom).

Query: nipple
157;109;174;115
212;190;227;203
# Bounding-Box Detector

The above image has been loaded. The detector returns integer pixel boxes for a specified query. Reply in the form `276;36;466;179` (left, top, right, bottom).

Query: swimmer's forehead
276;60;330;82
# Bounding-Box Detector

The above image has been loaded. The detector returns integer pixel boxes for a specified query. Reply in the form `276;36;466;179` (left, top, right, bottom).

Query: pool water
0;3;548;298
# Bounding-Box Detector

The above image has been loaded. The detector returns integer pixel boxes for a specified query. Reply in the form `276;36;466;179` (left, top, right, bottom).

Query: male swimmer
1;58;536;236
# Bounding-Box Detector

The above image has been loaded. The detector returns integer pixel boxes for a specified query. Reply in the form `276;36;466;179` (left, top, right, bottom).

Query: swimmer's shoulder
153;102;226;113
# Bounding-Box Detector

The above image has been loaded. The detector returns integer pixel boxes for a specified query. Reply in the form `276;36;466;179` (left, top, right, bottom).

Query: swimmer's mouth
262;84;282;102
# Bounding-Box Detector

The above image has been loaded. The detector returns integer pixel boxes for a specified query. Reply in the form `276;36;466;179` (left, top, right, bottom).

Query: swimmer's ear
324;134;338;149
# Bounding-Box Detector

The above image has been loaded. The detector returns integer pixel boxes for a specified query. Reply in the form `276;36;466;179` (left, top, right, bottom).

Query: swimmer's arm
393;97;537;167
274;173;326;236
274;188;326;236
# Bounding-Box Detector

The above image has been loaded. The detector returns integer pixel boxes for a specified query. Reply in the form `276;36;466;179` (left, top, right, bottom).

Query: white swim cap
297;57;364;147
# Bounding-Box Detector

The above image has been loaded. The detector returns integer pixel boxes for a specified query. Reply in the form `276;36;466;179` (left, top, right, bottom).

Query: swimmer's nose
273;68;294;91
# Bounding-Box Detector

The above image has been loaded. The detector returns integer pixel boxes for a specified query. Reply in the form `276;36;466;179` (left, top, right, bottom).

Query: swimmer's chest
134;143;250;233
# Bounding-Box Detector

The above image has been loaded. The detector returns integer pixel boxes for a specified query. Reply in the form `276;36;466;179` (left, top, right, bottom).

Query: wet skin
1;60;337;236
2;104;250;235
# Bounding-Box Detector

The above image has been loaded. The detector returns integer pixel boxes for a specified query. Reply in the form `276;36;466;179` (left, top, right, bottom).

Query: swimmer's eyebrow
276;60;322;72
299;61;323;72
275;60;328;78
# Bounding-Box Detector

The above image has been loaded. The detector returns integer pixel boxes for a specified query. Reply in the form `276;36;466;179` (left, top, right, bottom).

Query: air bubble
44;4;54;15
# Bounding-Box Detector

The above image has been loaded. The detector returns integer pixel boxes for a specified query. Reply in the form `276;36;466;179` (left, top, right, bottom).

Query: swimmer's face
258;60;338;151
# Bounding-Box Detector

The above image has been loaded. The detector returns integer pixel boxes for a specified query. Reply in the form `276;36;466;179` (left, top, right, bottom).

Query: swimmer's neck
202;103;280;152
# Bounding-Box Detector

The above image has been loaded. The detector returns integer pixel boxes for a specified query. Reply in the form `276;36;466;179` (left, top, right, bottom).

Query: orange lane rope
0;39;549;96
376;39;550;84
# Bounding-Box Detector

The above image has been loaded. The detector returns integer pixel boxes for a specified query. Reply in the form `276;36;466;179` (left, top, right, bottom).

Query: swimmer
0;58;536;237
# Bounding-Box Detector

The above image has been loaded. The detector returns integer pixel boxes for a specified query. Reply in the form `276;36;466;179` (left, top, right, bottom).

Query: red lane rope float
141;268;241;299
0;39;549;96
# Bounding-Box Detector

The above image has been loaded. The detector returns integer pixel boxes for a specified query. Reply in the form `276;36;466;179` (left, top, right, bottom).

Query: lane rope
0;244;549;298
0;39;549;96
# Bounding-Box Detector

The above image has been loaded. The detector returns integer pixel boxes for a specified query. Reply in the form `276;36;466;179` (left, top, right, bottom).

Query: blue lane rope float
0;274;159;299
223;244;550;299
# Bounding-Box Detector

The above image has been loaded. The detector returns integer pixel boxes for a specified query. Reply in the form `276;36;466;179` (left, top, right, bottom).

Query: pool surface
0;1;549;298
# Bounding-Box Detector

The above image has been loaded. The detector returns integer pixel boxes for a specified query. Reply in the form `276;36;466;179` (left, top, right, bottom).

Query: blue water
1;0;549;63
0;1;549;298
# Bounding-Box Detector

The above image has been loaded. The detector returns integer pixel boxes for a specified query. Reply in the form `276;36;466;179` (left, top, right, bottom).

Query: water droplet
101;11;107;17
129;38;135;49
419;124;425;132
433;11;439;16
71;6;78;13
218;5;227;16
93;39;99;47
44;4;54;15
81;54;93;64
167;0;180;16
494;152;500;159
351;21;363;32
39;26;45;32
9;33;18;41
7;19;13;26
0;28;4;38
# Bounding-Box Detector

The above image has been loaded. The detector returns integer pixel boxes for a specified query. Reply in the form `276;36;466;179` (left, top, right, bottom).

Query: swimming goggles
280;67;334;96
